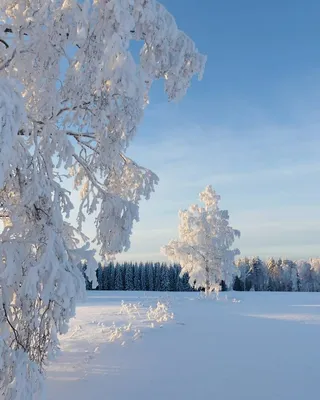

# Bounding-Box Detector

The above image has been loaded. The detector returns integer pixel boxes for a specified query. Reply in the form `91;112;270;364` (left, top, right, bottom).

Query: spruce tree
109;263;116;291
154;262;162;291
140;263;147;291
124;263;134;291
160;264;170;291
134;263;141;291
233;276;243;291
96;264;104;290
148;262;154;291
180;272;191;291
169;266;178;291
115;264;124;290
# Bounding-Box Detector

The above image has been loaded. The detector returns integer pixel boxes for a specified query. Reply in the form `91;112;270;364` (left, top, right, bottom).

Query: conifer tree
160;264;170;291
148;262;154;291
124;263;134;291
140;263;147;291
115;264;124;291
133;263;141;291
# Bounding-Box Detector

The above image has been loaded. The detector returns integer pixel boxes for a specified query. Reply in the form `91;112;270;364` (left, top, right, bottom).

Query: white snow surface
41;291;320;399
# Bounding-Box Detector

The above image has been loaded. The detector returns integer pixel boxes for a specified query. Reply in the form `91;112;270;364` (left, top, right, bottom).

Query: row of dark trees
81;257;320;292
82;262;193;292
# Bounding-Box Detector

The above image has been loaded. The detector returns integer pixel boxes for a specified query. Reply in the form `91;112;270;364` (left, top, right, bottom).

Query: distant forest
82;257;320;292
82;262;193;292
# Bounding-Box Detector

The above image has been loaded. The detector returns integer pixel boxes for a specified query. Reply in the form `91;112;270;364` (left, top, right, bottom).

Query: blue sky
89;1;320;262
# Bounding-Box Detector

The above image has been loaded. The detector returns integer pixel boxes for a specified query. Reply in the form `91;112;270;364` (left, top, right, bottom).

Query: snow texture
18;291;320;400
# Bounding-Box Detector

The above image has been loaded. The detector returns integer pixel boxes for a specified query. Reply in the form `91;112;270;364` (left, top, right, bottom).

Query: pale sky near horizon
79;0;320;262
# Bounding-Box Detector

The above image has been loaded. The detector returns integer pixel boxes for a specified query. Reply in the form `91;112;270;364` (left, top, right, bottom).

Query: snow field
44;291;320;400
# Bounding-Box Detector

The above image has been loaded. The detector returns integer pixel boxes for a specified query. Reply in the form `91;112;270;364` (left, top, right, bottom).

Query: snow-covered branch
0;0;205;397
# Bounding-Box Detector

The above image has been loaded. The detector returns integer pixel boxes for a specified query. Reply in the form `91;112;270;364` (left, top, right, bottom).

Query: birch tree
0;1;206;398
163;186;240;295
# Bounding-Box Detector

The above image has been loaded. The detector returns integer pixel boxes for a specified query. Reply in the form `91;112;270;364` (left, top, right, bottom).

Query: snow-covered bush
119;301;142;319
0;1;205;398
147;302;174;323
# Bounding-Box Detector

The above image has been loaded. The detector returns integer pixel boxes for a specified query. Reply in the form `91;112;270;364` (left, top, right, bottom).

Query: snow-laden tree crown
163;186;240;294
0;1;206;398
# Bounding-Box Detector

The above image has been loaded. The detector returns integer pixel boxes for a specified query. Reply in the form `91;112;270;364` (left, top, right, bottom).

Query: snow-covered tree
280;259;298;292
248;257;266;291
0;0;205;396
309;258;320;291
163;186;240;295
296;260;313;292
266;258;280;291
235;257;251;291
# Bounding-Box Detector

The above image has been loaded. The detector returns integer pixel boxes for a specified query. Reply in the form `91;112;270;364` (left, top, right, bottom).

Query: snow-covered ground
45;291;320;400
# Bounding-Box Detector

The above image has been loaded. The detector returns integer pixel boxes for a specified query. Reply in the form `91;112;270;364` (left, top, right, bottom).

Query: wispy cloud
64;75;320;262
117;82;320;261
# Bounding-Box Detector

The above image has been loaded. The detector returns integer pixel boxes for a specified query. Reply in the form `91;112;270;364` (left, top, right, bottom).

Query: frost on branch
0;79;25;188
163;186;240;295
0;0;205;398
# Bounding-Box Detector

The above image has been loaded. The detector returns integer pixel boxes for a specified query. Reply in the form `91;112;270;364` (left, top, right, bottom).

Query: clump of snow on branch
0;79;25;188
0;0;205;398
163;185;240;295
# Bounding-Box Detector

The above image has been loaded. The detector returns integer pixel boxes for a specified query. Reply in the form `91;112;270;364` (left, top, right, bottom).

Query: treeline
82;257;320;293
82;262;193;292
233;257;320;292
